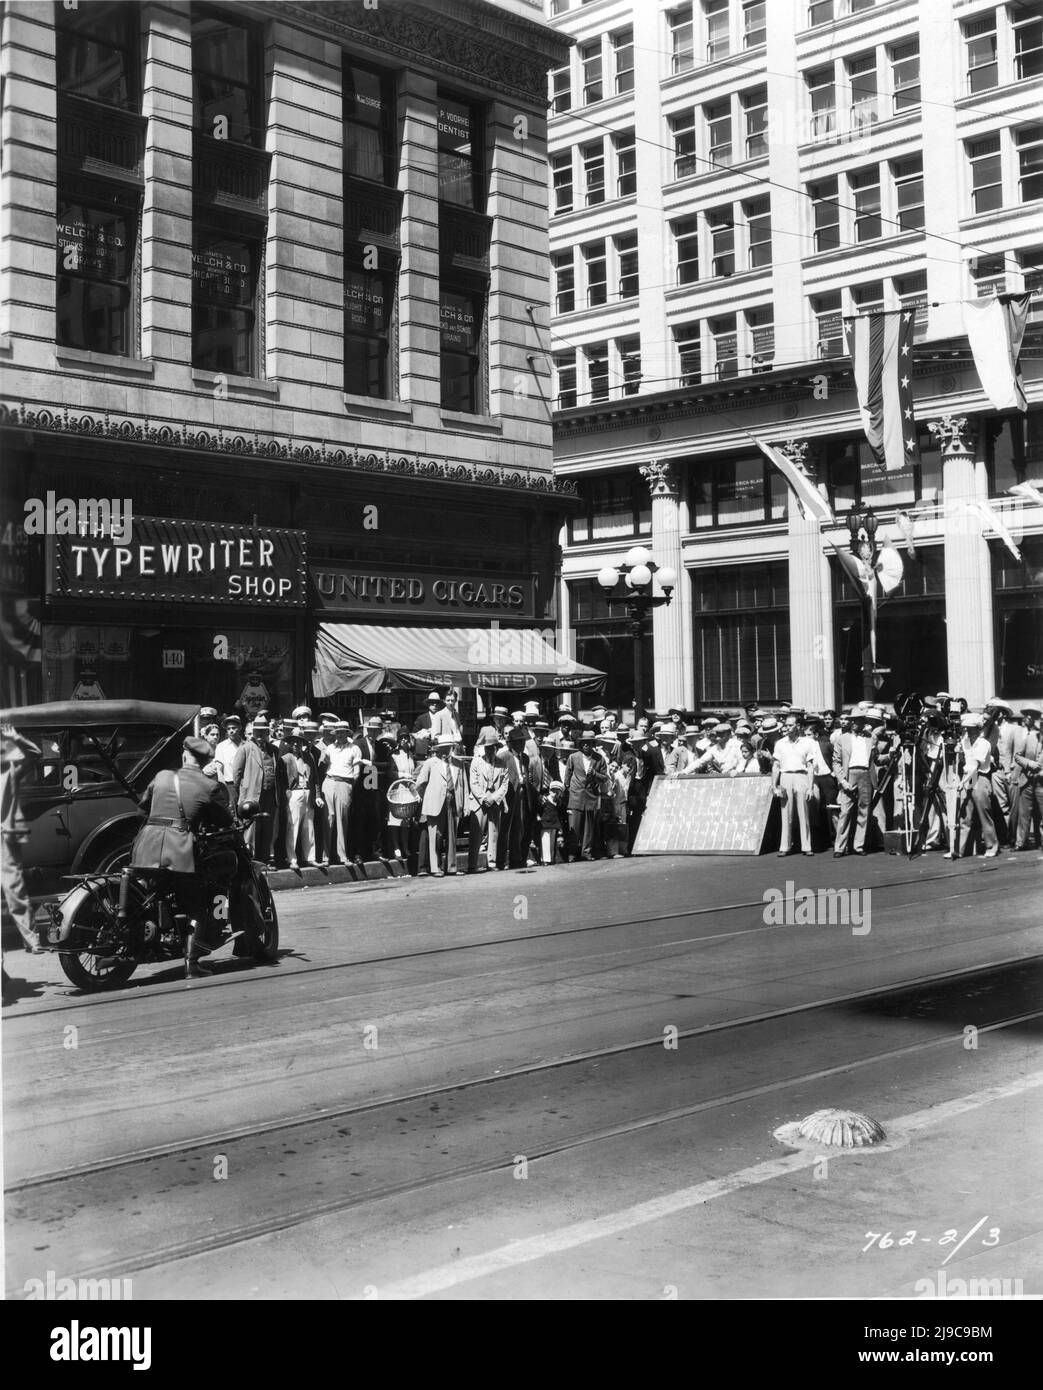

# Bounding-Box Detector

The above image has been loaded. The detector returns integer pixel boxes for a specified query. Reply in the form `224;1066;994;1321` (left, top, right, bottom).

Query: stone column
640;460;686;712
782;441;835;710
931;415;994;704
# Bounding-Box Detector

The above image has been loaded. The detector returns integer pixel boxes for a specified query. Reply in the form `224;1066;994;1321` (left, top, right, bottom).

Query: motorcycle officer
122;735;237;977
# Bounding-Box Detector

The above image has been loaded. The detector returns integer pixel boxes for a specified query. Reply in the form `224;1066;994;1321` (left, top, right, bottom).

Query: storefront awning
313;623;606;695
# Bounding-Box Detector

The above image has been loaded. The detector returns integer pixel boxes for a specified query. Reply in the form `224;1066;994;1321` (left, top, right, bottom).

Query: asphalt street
3;849;1041;1301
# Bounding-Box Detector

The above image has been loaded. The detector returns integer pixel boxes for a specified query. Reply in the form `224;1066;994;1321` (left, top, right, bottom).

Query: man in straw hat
319;720;361;866
232;713;278;863
466;729;509;872
562;728;609;862
415;734;467;876
1012;706;1043;851
954;711;1000;858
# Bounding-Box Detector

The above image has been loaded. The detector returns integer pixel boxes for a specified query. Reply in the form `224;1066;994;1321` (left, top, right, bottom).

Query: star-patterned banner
844;311;920;474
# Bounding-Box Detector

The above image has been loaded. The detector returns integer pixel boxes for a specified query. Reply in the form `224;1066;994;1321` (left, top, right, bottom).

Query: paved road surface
4;850;1041;1300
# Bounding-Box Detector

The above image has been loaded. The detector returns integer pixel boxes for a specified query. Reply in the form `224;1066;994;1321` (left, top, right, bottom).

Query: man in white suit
415;735;467;876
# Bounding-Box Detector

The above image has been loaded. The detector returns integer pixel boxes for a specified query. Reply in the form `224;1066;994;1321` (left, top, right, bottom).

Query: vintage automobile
0;699;200;902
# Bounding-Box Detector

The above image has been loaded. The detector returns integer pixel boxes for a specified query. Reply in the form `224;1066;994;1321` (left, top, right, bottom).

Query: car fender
70;813;143;874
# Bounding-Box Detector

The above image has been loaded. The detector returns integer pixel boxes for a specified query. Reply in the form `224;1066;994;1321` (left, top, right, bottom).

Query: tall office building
546;0;1042;713
0;0;592;720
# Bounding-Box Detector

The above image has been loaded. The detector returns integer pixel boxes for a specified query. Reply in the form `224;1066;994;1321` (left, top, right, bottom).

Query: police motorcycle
40;731;278;990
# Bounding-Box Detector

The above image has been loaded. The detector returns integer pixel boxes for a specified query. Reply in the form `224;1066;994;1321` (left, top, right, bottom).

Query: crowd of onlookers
192;691;1043;874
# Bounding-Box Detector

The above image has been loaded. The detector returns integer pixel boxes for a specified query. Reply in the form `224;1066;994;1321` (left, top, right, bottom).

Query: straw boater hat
476;728;501;747
760;716;780;733
298;720;319;735
291;704;312;720
534;719;550;732
331;719;351;731
714;722;733;735
365;715;383;730
223;712;241;726
555;707;576;722
427;691;442;703
961;712;983;729
657;723;677;738
493;705;510;718
435;734;458;749
578;727;597;741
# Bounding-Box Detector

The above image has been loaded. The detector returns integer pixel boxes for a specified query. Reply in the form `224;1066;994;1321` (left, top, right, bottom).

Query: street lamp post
596;546;676;721
847;506;879;701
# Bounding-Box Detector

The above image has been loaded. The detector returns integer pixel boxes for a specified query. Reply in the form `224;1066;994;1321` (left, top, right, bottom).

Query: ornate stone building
546;0;1042;714
0;0;600;721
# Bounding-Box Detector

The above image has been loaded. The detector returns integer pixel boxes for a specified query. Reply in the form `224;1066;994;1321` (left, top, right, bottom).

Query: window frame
553;250;576;315
1015;124;1043;204
436;93;484;211
810;177;841;252
439;281;486;414
343;59;398;188
581;39;604;104
670;108;699;180
191;5;265;149
614;129;637;198
584;240;608;307
893;155;925;231
56;181;140;357
612;27;635;94
615;232;639;299
673;216;700;285
54;0;139;110
968;132;1003;214
742;86;768;160
745;195;771;268
191;219;262;376
552;151;574;214
670;5;696;75
582;139;606;207
850;165;882;243
343;263;397;399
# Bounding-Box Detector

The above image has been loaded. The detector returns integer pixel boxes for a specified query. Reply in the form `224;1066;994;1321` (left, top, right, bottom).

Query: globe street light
596;551;676;720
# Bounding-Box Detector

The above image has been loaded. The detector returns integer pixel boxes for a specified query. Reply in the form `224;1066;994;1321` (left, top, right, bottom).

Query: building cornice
276;0;570;100
0;401;579;502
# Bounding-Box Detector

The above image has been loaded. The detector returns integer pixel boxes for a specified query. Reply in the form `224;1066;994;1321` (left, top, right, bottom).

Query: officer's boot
185;923;215;979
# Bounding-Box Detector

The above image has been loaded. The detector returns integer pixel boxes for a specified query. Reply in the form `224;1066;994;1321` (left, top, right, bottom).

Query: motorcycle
42;803;279;991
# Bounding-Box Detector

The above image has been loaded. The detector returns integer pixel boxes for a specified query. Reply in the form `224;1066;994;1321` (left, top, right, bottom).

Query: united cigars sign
311;563;537;619
49;516;307;607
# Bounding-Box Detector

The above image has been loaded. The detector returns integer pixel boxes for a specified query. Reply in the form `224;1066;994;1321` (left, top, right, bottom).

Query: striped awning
312;623;605;695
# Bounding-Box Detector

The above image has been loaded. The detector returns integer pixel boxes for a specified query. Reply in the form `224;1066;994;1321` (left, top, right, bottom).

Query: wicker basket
387;778;420;822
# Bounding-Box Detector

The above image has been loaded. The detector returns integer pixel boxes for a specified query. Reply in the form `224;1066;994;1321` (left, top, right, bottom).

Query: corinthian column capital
639;459;679;498
927;415;974;456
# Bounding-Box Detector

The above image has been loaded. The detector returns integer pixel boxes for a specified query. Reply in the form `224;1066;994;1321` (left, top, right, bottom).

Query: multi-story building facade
546;0;1043;715
0;0;593;724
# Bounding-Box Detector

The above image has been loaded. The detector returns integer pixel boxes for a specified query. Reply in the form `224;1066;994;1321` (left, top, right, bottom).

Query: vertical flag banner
963;292;1031;413
844;311;920;473
755;439;834;523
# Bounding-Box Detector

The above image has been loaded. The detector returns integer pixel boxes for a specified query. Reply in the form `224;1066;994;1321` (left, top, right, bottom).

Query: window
440;287;484;412
437;96;482;209
1016;125;1043;202
584;240;607;306
552;151;574;214
1019;248;1043;321
742;87;768;159
848;53;878;132
972;255;1006;297
550;63;571;115
616;232;639;298
711;314;738;377
55;0;137;108
581;40;603;104
747;306;774;371
891;39;920;113
706;99;733;166
344;62;396;186
586;343;609;402
675;322;702;385
851;166;881;242
344;268;394;397
614;129;637;197
895;271;927;339
613;28;634;94
192;225;259;374
56;188;137;355
555;351;577;409
670;5;695;74
964;14;998;93
743;1;766;49
851;280;884;316
192;9;263;147
807;66;836;138
813;292;843;358
705;0;731;62
569;475;652;545
553;251;575;314
551;0;570;14
671;109;698;179
693;563;791;705
1014;6;1043;81
809;1;835;25
968;133;1002;213
674;217;700;284
708;208;735;276
810;178;840;252
582;140;605;206
619;337;642;395
893;156;924;231
745;196;771;268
